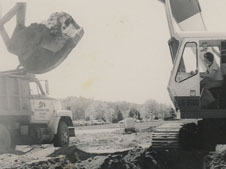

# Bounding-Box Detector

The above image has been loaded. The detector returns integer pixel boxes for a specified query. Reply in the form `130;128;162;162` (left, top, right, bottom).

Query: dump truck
0;2;84;150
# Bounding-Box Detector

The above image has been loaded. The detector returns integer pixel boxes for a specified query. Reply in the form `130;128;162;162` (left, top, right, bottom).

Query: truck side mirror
45;80;49;95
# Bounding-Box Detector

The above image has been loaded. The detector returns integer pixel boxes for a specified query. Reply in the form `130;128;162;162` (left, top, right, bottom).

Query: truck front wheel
53;121;69;147
0;124;11;152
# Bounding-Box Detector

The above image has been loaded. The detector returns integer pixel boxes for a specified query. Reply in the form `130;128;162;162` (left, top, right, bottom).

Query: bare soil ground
0;120;225;169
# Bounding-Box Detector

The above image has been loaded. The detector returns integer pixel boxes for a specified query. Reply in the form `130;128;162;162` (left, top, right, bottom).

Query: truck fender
48;110;74;135
48;116;61;135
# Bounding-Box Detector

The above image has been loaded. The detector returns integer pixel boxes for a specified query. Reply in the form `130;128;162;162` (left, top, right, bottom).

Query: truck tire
0;124;11;152
53;121;69;147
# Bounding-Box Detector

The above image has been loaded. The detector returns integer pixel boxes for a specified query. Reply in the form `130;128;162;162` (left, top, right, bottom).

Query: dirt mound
97;147;208;169
203;149;226;169
3;146;212;169
45;12;81;37
9;156;73;169
52;146;207;169
8;12;84;74
49;146;99;162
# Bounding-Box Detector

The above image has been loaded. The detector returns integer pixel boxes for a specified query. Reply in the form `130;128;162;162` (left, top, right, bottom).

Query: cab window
29;82;43;95
176;42;198;82
168;37;179;63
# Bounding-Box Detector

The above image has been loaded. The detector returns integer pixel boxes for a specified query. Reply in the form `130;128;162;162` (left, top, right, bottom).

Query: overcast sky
0;0;226;104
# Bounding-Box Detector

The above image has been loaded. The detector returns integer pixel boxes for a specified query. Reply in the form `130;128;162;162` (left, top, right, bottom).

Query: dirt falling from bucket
8;12;84;74
44;12;81;37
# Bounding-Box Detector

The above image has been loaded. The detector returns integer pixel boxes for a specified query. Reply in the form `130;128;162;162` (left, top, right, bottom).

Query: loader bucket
7;12;84;74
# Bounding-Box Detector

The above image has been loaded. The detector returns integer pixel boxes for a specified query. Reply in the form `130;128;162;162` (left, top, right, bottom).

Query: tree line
61;96;175;123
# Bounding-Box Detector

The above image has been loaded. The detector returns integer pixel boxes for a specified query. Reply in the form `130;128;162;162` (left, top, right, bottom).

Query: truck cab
0;2;84;151
0;70;75;148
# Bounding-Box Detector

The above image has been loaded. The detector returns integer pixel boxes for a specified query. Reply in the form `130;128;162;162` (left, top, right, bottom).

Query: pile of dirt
10;156;73;169
203;149;226;169
44;12;81;37
8;11;84;74
10;11;82;55
49;146;101;162
50;146;208;169
4;146;212;169
98;147;208;169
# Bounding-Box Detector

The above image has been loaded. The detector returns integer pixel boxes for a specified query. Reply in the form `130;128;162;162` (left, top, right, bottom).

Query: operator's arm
200;67;217;78
200;70;216;78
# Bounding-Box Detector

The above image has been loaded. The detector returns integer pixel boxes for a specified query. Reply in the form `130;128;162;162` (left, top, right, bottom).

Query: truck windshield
29;82;44;96
176;42;198;82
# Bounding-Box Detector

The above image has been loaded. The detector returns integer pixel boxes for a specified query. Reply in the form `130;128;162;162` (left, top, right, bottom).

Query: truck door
168;41;200;111
29;81;54;123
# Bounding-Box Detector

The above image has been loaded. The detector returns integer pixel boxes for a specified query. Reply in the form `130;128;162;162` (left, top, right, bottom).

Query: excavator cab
154;35;226;149
168;35;226;118
153;0;226;150
160;0;226;118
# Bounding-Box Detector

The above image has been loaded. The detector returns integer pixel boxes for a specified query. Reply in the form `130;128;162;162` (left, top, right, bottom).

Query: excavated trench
6;145;226;169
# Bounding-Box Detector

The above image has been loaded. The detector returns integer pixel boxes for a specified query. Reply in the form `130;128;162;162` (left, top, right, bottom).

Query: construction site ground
0;120;226;169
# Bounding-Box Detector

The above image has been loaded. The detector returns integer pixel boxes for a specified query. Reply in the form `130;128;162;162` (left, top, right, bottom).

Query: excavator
152;0;226;150
0;2;84;151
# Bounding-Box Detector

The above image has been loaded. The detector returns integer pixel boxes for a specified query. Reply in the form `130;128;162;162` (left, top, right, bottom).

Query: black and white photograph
0;0;226;168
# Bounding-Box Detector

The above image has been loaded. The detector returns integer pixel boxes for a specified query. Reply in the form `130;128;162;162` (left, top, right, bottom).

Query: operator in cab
200;52;223;108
